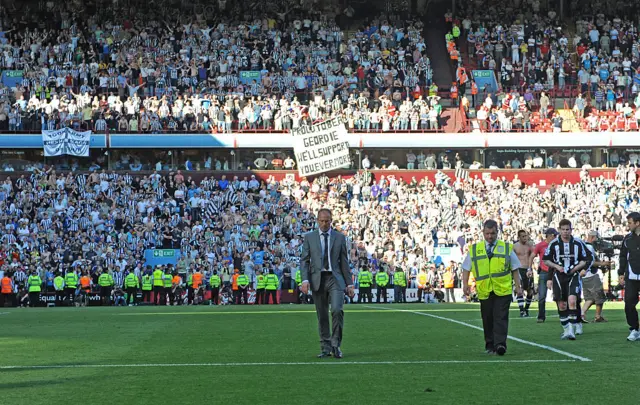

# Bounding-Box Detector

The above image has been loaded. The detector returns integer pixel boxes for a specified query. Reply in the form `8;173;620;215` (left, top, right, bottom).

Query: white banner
291;118;351;177
42;128;92;157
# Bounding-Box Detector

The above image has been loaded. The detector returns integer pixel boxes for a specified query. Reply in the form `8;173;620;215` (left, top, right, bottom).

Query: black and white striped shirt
112;271;124;288
543;236;592;277
14;271;27;285
40;218;53;230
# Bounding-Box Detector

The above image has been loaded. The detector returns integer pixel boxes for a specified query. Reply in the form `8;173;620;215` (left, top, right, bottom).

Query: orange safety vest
450;86;458;98
443;271;455;289
192;273;203;289
457;68;468;85
447;41;455;53
1;277;12;293
80;276;91;290
172;275;181;286
450;50;459;61
232;273;239;290
471;82;478;95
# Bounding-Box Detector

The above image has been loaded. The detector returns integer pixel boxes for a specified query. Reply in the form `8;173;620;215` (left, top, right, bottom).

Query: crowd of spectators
0;0;445;134
464;85;640;133
455;0;572;94
4;0;640;134
452;0;640;132
0;160;636;304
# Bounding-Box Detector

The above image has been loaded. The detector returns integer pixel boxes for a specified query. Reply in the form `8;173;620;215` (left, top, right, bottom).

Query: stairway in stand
423;0;454;91
563;19;578;66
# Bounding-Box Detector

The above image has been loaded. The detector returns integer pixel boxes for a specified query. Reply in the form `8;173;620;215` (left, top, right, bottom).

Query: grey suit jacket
300;229;352;292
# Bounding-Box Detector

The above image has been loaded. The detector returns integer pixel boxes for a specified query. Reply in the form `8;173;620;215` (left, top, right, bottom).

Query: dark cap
545;228;558;236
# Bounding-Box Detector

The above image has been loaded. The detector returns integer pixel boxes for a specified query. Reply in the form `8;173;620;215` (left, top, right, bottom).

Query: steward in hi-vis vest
462;220;522;356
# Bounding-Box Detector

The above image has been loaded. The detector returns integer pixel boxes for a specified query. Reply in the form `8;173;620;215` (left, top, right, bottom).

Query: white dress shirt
319;229;333;272
302;229;333;284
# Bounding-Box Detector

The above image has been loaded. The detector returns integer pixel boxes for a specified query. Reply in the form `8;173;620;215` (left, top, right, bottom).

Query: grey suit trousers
314;272;345;351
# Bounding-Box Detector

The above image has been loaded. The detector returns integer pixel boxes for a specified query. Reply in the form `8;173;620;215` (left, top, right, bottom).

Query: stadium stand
0;163;636;306
0;0;638;307
0;0;449;133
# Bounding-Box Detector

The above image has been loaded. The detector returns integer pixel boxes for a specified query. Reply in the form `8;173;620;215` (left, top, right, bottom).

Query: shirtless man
513;230;535;317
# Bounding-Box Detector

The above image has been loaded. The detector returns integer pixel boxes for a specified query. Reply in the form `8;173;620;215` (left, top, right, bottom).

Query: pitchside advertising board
352;288;467;302
37;288;552;306
37;290;295;306
36;289;463;306
291;118;352;177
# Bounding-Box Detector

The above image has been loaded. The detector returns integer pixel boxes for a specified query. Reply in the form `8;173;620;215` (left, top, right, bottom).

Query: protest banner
291;118;351;177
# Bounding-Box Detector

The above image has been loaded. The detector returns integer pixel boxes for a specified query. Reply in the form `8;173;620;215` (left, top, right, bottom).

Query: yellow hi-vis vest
470;240;513;300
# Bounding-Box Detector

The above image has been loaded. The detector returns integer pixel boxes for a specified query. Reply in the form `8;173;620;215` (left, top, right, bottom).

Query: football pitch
0;302;636;405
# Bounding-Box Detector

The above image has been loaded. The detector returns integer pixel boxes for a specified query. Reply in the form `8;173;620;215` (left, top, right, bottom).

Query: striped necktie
487;243;494;259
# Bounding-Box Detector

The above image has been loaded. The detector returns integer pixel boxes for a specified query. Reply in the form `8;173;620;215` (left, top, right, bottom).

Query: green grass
0;302;637;405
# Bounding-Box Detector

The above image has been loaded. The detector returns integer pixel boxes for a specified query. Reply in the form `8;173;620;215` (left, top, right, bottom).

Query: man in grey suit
300;208;355;359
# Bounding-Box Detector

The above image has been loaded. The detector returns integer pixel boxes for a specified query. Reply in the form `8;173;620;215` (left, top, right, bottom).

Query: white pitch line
0;359;576;370
462;315;560;322
366;306;592;362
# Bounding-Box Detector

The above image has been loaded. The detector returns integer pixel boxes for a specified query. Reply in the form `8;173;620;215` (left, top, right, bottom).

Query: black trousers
480;293;512;351
126;288;137;304
239;288;248;304
358;287;372;303
100;287;112;305
55;290;65;306
210;287;219;305
65;288;76;304
142;289;151;303
266;289;278;304
0;293;14;307
624;278;640;331
165;287;174;305
376;287;387;303
153;286;163;305
255;288;265;304
28;292;40;307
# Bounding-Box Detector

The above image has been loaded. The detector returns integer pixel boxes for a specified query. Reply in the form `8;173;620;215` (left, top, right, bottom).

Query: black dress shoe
317;352;332;358
495;345;506;356
332;346;343;359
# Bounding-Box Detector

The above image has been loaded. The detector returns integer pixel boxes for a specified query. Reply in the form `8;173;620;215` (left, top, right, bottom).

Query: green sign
473;70;491;78
2;70;23;87
4;70;23;78
239;71;262;84
152;249;175;258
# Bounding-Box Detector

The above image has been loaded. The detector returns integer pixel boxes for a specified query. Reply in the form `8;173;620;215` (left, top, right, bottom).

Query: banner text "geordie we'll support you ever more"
291;118;351;177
